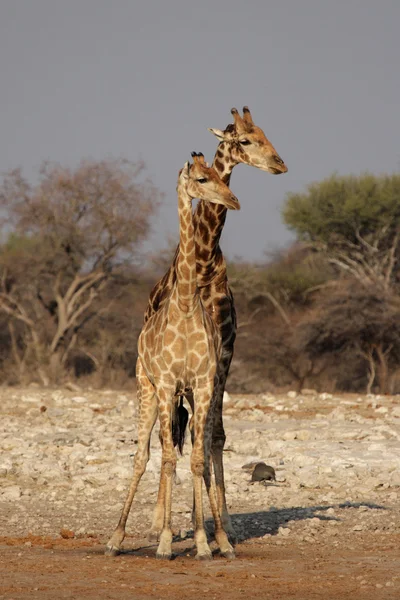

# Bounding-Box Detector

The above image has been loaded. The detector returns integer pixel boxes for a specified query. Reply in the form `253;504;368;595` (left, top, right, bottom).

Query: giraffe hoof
227;531;238;546
104;544;120;557
147;530;161;543
156;551;172;560
220;549;236;560
195;551;213;561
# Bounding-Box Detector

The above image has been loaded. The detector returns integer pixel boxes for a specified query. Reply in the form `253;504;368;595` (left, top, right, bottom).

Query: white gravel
0;386;399;543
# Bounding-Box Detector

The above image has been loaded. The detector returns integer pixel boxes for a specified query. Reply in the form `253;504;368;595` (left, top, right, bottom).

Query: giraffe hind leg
211;368;238;546
203;406;235;559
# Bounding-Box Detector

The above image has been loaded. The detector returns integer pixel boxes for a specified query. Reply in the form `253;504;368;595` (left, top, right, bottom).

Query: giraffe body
105;154;240;560
146;108;288;543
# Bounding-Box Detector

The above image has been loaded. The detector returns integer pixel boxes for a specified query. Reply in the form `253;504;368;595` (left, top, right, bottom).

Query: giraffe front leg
191;389;214;561
155;386;176;560
105;363;157;556
148;468;166;542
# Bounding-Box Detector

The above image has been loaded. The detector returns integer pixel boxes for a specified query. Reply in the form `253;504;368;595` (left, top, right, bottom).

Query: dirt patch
1;533;399;600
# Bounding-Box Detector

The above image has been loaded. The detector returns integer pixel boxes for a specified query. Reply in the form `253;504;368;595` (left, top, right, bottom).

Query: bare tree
297;282;400;394
0;159;162;384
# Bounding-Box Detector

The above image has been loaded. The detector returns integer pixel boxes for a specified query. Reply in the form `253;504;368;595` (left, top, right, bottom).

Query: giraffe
105;153;240;560
146;107;288;544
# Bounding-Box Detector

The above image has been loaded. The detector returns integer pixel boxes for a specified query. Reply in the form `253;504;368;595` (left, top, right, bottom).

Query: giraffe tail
172;397;189;455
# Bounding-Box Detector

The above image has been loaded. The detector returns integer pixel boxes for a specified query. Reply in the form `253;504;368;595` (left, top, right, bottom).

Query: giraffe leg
150;393;193;541
211;373;237;546
203;402;235;559
147;430;166;542
155;386;176;560
191;386;214;561
105;362;157;556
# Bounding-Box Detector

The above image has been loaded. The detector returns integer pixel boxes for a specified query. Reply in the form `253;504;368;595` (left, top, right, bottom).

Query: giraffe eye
196;178;208;184
239;139;251;146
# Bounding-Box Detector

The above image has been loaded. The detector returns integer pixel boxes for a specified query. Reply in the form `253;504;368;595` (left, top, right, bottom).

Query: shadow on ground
219;500;386;542
117;500;386;559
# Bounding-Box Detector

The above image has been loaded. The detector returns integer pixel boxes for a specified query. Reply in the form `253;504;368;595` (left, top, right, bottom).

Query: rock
65;382;82;392
1;485;22;500
21;394;40;403
60;528;75;539
120;403;136;419
391;406;400;418
296;430;311;441
389;472;400;487
71;396;88;404
319;392;333;400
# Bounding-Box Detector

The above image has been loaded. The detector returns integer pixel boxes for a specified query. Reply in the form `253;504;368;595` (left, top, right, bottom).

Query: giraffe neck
193;143;237;284
176;184;197;311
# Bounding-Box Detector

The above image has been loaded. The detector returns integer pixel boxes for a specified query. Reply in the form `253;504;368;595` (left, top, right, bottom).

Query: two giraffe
106;107;287;558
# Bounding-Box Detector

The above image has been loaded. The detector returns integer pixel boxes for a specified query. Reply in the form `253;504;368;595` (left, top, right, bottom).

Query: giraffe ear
180;161;190;180
208;128;225;141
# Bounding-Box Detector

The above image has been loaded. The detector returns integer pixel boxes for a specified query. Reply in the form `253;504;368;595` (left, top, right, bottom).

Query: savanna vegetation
0;162;399;395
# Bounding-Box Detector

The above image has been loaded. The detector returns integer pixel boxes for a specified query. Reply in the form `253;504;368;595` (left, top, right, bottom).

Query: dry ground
1;387;399;599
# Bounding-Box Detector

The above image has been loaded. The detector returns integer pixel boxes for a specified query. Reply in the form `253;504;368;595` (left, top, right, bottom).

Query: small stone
352;525;363;531
71;396;88;404
1;485;22;500
278;527;290;537
60;528;75;539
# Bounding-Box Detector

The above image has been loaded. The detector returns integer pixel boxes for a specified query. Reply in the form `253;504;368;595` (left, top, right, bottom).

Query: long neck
176;184;197;311
193;142;237;284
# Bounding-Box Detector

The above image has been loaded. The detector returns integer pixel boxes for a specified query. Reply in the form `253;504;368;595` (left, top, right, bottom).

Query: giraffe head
208;106;288;175
178;153;241;210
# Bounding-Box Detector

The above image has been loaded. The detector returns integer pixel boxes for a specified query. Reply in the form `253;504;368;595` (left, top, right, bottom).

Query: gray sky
1;0;399;262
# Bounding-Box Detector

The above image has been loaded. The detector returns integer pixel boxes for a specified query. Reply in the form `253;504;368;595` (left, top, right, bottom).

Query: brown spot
163;349;173;365
214;159;224;173
163;329;176;346
172;336;185;355
179;262;191;279
198;220;209;240
197;246;210;262
207;211;217;230
216;149;224;159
